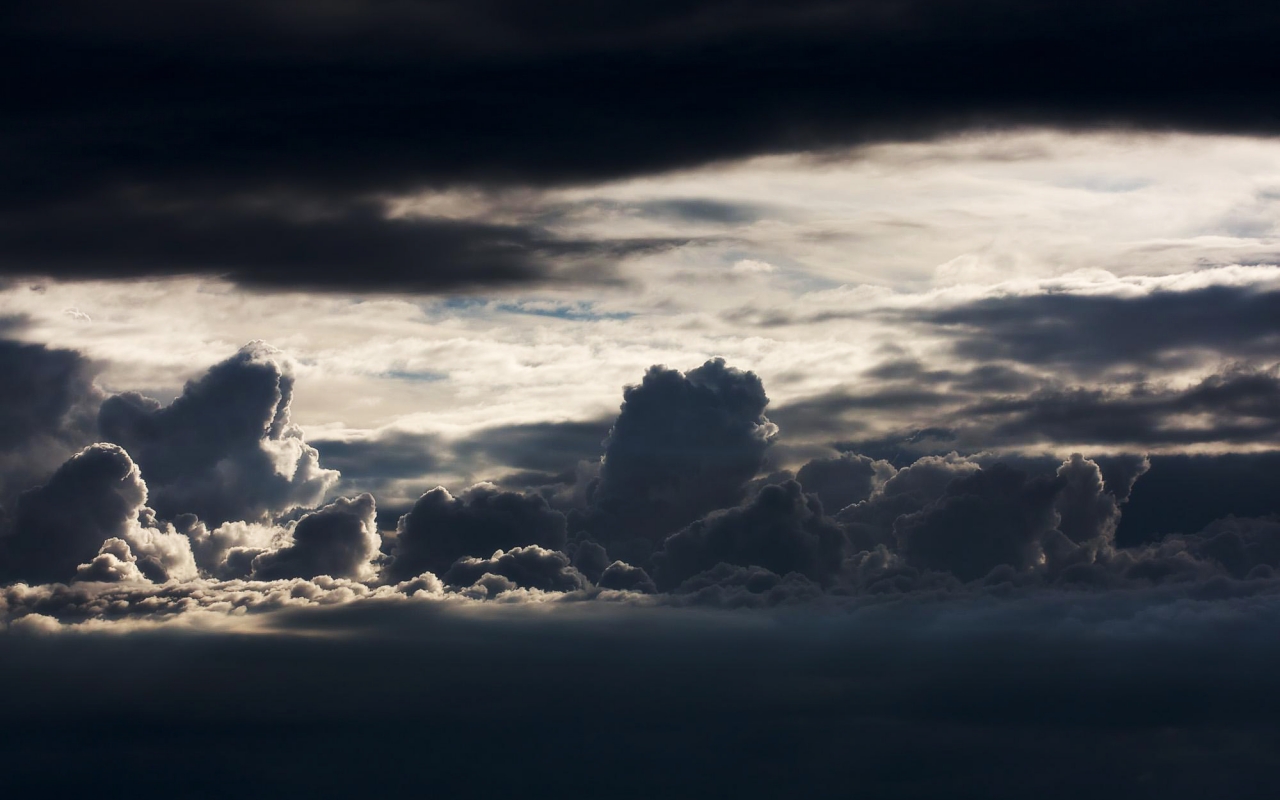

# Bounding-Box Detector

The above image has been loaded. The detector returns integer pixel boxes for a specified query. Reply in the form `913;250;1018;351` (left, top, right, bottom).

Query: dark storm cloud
5;1;1280;288
6;0;1280;195
918;286;1280;372
0;194;675;292
894;463;1065;582
98;343;336;524
587;359;776;549
251;494;381;581
0;337;100;508
386;484;568;581
794;452;889;513
652;480;847;590
0;443;146;584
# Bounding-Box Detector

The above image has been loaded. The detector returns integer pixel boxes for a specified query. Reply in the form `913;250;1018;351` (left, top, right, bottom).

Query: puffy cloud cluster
653;481;846;591
0;443;178;584
793;452;891;514
98;342;337;525
444;546;591;595
3;348;1280;627
894;463;1065;582
386;484;568;582
251;494;381;582
0;346;383;589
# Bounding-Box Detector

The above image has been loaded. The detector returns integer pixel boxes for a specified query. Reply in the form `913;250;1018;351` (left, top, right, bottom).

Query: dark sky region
3;2;1280;797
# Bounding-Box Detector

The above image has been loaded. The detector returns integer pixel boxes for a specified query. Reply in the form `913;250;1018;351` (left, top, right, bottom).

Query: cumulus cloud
894;463;1068;582
0;443;197;585
74;538;146;583
0;336;100;510
443;545;591;594
0;443;149;584
588;358;777;552
1054;454;1121;547
98;342;337;524
597;560;657;593
795;452;892;514
251;494;381;581
653;481;846;591
386;484;568;582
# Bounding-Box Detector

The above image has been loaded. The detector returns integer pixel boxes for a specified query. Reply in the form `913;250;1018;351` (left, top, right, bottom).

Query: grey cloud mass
5;1;1280;792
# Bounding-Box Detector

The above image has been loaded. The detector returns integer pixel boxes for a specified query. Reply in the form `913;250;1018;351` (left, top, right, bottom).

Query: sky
3;2;1280;797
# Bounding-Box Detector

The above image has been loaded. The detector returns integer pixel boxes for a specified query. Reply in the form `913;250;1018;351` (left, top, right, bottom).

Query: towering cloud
0;335;100;511
0;443;195;584
0;443;146;584
590;359;777;549
98;343;337;525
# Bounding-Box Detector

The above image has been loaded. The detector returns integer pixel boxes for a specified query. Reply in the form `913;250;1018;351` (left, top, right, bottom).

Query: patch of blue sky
495;301;633;321
382;369;448;382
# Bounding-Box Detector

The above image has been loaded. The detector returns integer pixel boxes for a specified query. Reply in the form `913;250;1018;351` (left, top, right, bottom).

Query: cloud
588;358;777;552
1054;453;1121;546
0;193;673;292
917;285;1280;373
251;494;381;581
98;342;337;524
961;364;1280;448
0;336;100;508
894;462;1066;582
794;452;892;514
7;0;1280;202
596;560;656;593
442;545;591;594
311;431;443;498
74;537;147;583
457;418;613;473
0;443;148;584
1116;452;1280;546
386;484;568;582
0;443;196;584
653;480;847;591
5;2;1279;296
804;362;1280;455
